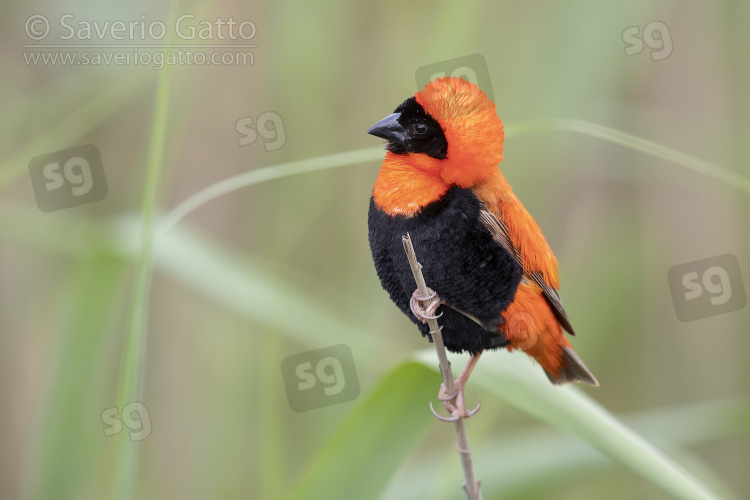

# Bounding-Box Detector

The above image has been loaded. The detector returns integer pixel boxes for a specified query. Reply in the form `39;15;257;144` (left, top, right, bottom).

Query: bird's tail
513;327;599;386
543;343;599;386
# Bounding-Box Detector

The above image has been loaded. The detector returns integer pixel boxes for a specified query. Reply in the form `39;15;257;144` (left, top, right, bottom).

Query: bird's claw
430;398;481;421
430;401;460;422
465;398;482;418
410;288;443;324
438;382;457;402
431;381;481;421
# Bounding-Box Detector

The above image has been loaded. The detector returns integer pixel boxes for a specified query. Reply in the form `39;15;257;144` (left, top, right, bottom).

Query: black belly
368;186;523;353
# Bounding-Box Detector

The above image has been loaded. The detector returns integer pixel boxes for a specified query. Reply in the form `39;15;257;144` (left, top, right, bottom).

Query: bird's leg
437;351;483;419
411;288;482;420
410;287;442;323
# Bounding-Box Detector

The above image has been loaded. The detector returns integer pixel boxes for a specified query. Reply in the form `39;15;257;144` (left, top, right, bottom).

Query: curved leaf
414;349;721;500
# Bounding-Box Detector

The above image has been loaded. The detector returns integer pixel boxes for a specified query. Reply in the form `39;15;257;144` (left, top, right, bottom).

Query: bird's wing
478;207;575;335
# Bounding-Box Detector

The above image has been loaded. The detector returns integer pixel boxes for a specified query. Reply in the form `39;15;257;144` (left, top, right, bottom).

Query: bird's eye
414;123;428;135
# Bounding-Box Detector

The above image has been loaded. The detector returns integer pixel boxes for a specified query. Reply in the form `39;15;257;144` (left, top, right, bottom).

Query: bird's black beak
367;113;406;145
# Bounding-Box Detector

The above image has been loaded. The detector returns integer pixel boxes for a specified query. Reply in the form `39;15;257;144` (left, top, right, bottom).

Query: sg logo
415;53;494;101
281;344;360;412
622;21;673;61
505;311;537;348
236;111;286;151
667;254;746;322
101;401;152;442
28;144;108;212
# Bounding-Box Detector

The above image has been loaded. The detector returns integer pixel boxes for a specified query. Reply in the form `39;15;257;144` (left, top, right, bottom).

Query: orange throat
372;152;450;216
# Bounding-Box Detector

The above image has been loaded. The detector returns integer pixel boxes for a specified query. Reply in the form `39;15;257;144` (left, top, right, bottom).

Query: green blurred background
1;0;748;499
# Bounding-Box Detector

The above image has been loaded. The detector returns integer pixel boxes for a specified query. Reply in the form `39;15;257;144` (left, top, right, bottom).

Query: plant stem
402;234;482;500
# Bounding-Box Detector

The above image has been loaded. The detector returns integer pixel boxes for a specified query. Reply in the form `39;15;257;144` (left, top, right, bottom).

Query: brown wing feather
478;208;575;335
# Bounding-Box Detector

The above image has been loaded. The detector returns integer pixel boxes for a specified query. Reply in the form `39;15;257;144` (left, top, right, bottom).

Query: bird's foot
430;380;481;421
410;288;442;324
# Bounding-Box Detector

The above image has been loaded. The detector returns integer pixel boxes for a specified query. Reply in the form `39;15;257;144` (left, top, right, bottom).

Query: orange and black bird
367;77;598;417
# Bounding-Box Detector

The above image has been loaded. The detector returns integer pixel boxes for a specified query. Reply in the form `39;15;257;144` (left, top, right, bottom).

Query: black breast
368;187;523;353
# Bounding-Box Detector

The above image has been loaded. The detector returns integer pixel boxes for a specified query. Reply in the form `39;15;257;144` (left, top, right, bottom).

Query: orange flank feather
500;282;570;379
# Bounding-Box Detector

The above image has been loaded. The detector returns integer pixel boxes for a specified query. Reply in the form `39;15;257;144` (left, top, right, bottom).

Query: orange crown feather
415;77;505;187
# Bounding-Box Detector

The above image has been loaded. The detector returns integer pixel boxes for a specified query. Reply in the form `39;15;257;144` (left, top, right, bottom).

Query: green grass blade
383;397;747;499
0;204;386;355
24;255;128;500
506;118;750;194
415;349;722;500
286;362;437;500
157;146;384;235
145;219;384;353
109;17;175;500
